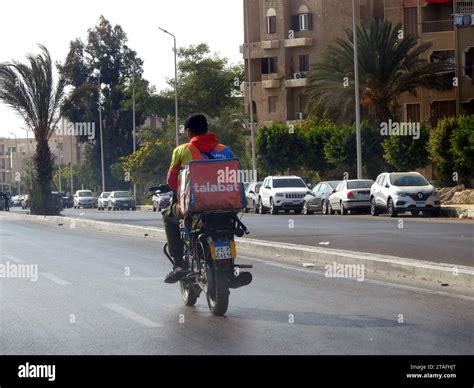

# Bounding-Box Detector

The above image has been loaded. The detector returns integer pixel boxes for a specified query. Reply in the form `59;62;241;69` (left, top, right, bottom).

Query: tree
59;16;145;189
161;43;243;118
306;20;453;124
429;115;474;186
0;45;65;215
382;123;429;171
256;124;306;175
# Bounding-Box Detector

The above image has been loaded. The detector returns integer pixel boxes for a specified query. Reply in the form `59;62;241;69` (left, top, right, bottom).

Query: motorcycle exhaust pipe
229;272;252;289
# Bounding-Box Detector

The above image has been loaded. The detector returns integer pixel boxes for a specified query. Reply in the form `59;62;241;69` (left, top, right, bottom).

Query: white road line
104;303;162;328
2;254;25;263
39;272;72;285
239;255;474;302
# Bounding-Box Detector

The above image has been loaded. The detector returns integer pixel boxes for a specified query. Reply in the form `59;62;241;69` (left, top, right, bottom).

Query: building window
406;104;421;122
291;6;313;32
266;8;277;34
261;57;278;74
465;47;474;78
299;55;309;72
268;96;278;113
430;100;456;126
403;7;418;36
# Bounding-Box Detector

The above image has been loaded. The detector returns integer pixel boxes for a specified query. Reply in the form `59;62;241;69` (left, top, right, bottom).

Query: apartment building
242;0;474;128
0;127;86;191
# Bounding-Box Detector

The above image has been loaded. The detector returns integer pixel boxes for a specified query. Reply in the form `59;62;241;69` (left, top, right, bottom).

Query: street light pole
132;74;137;200
9;132;20;195
244;0;257;183
352;0;363;179
159;27;179;147
98;74;106;193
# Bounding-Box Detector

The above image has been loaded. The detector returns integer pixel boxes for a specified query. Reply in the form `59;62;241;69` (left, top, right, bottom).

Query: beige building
242;0;474;128
0;123;86;193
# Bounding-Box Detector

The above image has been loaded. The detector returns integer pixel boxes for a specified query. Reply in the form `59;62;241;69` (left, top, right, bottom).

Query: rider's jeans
161;203;184;266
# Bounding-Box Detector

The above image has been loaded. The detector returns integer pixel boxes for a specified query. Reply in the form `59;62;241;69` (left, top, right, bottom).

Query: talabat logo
193;182;240;193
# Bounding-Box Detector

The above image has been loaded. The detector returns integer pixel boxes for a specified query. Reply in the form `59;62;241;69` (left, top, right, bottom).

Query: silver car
328;179;374;215
108;191;136;211
370;172;441;217
97;192;111;211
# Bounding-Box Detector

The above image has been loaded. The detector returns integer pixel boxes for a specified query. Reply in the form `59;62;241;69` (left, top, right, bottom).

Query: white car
73;190;95;209
328;179;374;215
258;176;309;215
97;192;111;211
370;172;441;217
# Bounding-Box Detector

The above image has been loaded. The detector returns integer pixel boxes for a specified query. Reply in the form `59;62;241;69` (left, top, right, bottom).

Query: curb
1;212;472;289
440;206;474;219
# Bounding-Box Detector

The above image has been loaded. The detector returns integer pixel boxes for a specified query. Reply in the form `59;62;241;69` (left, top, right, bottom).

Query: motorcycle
149;184;253;316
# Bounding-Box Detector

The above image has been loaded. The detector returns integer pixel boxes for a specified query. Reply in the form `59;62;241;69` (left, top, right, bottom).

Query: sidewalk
441;204;474;219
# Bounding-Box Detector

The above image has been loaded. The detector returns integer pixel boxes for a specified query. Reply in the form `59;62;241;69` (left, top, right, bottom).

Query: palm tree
306;20;453;124
0;45;65;215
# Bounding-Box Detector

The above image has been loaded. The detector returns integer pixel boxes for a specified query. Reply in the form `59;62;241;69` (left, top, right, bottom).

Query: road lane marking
240;255;474;302
39;273;72;285
2;255;25;263
104;303;162;328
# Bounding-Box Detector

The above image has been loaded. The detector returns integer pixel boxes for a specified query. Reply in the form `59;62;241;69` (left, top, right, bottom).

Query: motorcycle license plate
214;240;232;260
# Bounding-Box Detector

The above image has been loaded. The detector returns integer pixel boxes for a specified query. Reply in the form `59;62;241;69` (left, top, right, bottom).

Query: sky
0;0;244;138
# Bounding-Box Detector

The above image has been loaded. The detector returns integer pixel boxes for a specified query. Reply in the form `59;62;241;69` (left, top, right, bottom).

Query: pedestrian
2;192;10;211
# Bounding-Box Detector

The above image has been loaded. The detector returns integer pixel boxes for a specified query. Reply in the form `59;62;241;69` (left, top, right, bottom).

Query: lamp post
132;73;137;200
244;0;258;183
97;73;106;193
158;27;179;147
352;0;363;179
8;132;20;195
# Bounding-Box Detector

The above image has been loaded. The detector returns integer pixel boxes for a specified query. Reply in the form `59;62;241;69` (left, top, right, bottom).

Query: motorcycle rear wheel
206;270;229;316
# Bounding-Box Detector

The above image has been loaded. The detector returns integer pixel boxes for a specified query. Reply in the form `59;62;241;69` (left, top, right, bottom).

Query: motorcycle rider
162;113;234;284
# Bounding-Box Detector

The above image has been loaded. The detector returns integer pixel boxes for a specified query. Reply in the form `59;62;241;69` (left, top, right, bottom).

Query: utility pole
244;0;257;183
98;74;106;193
352;0;363;179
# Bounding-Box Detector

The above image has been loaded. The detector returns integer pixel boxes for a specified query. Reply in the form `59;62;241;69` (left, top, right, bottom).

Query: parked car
244;181;262;213
370;172;441;217
73;190;95;209
21;194;30;209
11;195;24;207
302;180;342;215
258;176;309;215
328;179;374;215
51;191;64;211
97;192;111;211
152;189;173;212
108;191;136;210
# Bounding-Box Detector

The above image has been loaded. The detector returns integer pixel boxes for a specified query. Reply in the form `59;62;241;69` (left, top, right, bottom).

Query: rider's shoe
164;266;188;284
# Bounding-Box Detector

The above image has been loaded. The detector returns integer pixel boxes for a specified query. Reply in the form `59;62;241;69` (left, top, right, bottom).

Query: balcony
284;78;308;88
283;37;314;48
456;1;474;14
240;40;280;59
262;79;281;89
421;19;453;33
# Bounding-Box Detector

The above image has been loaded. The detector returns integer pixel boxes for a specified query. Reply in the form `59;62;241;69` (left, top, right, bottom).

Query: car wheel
270;198;279;215
253;200;259;213
387;198;397;217
322;200;328;215
259;198;267;214
328;203;335;215
302;202;312;215
370;198;379;216
340;202;347;215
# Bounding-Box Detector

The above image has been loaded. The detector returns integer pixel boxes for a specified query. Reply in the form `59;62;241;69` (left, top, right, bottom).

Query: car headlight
276;193;284;197
395;192;409;197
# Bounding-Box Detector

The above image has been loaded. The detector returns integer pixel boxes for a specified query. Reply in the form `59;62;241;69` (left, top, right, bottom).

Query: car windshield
114;191;130;198
273;178;307;188
390;174;429;187
347;180;374;189
78;191;92;197
102;192;111;197
328;181;341;188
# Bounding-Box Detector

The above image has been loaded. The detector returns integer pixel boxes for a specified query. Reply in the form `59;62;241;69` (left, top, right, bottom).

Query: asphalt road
14;207;473;266
1;218;474;355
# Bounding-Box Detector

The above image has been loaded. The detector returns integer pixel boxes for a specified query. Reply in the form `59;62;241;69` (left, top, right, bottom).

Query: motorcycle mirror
148;186;160;193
